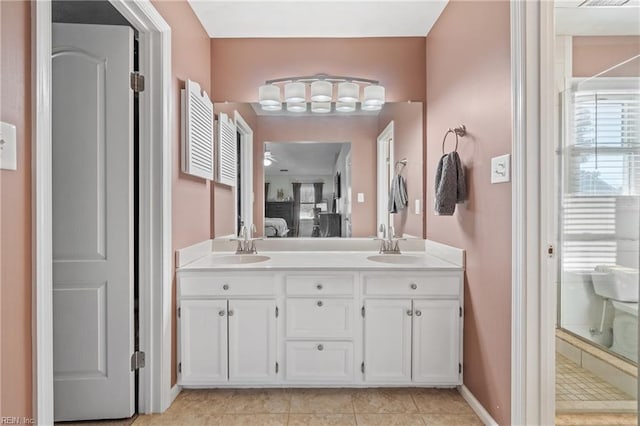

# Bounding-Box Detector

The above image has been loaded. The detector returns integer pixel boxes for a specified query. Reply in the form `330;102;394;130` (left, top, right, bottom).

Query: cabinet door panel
412;299;460;384
228;299;277;383
286;298;354;338
179;299;228;384
285;341;354;382
363;299;412;383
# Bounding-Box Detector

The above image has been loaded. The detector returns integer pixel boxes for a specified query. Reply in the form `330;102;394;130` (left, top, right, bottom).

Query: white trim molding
33;0;173;420
32;2;54;424
510;1;556;425
458;385;498;426
234;110;254;235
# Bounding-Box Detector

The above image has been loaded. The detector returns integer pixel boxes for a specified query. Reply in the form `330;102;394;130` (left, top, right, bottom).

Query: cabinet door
179;299;228;384
286;298;354;338
228;299;277;383
412;299;460;384
363;299;412;383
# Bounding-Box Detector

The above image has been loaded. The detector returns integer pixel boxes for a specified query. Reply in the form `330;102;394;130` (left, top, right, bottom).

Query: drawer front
285;275;354;296
363;274;460;297
286;298;355;338
285;341;354;382
180;274;276;297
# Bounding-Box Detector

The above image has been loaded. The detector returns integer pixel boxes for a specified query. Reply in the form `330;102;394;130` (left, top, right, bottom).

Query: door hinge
459;363;462;374
275;306;279;318
547;244;555;258
178;362;182;374
361;362;365;374
131;351;146;371
130;71;145;93
275;362;279;374
178;307;181;318
459;307;462;317
361;306;365;317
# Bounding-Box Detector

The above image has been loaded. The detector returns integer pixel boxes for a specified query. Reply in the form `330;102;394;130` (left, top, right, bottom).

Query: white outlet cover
491;154;510;184
0;121;17;171
414;199;421;215
357;192;365;203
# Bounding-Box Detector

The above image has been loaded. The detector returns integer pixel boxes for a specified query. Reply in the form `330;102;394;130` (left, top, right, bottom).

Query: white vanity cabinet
362;272;463;386
177;273;278;386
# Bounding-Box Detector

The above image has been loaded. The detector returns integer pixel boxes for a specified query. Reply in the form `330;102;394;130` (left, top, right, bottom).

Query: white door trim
510;1;556;425
376;121;394;234
234;111;254;234
32;1;173;422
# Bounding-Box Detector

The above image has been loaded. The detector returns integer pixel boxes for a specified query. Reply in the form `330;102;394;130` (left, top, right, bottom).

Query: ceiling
555;0;640;35
187;1;448;38
264;142;348;176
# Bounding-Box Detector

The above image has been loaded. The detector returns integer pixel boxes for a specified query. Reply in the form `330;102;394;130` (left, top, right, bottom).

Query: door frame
32;1;174;423
376;121;394;234
510;1;556;425
234;111;254;235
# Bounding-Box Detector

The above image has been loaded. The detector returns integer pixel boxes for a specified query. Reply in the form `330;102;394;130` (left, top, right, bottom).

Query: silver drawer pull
415;310;422;316
222;284;229;290
406;310;413;316
410;283;417;290
218;310;225;317
317;300;323;307
316;283;323;290
317;344;324;351
228;310;234;316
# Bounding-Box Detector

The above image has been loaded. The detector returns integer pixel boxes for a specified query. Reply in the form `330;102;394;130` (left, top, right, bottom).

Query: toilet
591;265;639;361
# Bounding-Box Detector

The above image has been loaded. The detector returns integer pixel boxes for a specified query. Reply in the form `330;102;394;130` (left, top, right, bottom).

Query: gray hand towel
389;174;408;214
434;152;467;215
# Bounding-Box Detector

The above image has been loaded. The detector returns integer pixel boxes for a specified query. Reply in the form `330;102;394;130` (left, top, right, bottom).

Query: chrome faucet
233;224;262;254
375;224;405;254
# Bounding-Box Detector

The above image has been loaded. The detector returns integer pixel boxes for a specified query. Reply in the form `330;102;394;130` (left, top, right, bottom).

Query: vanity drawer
285;275;354;296
179;274;276;297
285;341;354;382
363;274;460;297
286;298;355;338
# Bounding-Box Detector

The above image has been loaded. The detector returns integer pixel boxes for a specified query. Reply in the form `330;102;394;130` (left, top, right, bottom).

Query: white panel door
52;23;134;421
412;299;460;384
363;299;412;383
228;299;277;382
179;299;229;385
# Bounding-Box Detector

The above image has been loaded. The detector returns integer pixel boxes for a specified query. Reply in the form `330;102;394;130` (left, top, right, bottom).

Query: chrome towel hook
442;124;467;154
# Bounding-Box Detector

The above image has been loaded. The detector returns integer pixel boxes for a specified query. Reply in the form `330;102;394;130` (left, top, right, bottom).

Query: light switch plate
357;193;365;203
0;122;17;171
491;154;510;184
414;199;421;215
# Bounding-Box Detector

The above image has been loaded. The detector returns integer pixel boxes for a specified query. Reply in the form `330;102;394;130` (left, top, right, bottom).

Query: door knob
317;344;324;351
228;310;234;316
316;283;323;290
415;310;422;316
317;300;323;307
410;283;417;290
223;284;229;290
218;310;225;316
406;310;413;316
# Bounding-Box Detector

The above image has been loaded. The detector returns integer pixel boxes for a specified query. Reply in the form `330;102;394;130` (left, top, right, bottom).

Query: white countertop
178;251;462;272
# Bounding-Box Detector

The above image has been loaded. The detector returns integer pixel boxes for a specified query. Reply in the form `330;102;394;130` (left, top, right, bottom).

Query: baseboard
169;384;182;407
458;385;498;425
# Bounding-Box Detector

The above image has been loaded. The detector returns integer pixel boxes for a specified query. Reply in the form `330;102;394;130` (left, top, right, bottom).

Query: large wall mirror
213;102;424;239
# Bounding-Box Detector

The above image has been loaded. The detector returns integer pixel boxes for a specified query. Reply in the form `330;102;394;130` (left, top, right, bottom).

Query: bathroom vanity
176;243;464;388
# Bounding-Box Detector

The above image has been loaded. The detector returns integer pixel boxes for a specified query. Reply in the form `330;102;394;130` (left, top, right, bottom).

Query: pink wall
378;103;424;238
573;36;640;77
151;0;212;386
425;1;512;424
0;0;33;418
254;116;380;237
211;103;259;237
210;38;426;103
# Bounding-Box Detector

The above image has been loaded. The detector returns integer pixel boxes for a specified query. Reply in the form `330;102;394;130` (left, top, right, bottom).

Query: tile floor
132;388;483;425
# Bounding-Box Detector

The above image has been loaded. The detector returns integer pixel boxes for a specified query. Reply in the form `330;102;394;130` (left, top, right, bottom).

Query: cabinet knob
317;300;323;307
218;310;225;316
406;309;413;316
316;283;323;290
317;344;324;351
415;310;422;316
222;284;229;290
228;310;234;316
410;283;417;290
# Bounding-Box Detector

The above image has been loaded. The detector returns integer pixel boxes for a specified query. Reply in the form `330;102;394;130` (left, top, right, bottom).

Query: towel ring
441;125;466;154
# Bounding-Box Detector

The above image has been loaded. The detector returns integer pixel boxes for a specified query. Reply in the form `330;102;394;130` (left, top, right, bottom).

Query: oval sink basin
367;255;423;265
211;255;271;265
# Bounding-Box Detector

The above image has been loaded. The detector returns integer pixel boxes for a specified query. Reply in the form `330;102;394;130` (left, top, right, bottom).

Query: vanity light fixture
258;74;385;113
